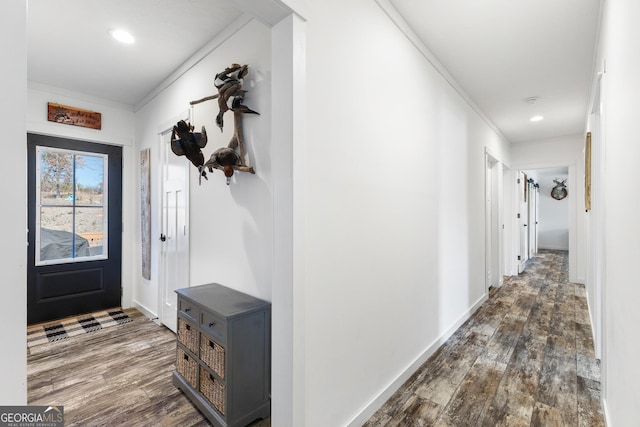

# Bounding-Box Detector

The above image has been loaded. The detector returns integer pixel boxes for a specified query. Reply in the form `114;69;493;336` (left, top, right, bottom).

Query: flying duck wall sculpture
171;63;259;185
170;120;208;184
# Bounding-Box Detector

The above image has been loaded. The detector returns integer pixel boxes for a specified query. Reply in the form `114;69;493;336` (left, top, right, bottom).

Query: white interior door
491;162;502;286
504;167;514;277
485;154;503;289
518;172;528;273
485;157;493;289
529;184;538;257
160;129;189;333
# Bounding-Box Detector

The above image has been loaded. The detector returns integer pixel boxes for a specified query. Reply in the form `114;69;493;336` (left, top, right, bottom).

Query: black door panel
27;133;122;325
37;267;104;300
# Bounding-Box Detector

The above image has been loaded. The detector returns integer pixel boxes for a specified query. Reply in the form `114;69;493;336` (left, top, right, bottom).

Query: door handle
160;233;166;242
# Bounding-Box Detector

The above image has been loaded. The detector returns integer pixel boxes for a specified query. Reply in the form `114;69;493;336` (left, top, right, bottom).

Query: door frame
528;180;538;258
157;120;190;332
517;171;528;273
510;161;577;281
27;133;123;324
588;72;605;360
485;148;507;292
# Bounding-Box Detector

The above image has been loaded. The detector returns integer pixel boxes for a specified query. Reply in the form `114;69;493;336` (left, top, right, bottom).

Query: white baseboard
537;245;569;251
132;301;159;324
345;293;489;427
602;397;611;426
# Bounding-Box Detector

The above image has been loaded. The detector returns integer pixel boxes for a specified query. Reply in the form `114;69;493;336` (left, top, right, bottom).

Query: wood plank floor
27;309;270;426
364;250;605;426
28;250;603;426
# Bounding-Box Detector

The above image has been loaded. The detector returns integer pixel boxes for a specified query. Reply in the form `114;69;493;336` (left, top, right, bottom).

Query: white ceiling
388;0;602;143
27;0;242;107
28;0;602;143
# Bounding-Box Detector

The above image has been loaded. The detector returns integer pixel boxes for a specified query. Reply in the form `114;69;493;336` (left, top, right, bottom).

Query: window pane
40;207;88;261
76;154;104;205
76;207;104;256
36;147;108;265
39;151;74;205
40;206;73;234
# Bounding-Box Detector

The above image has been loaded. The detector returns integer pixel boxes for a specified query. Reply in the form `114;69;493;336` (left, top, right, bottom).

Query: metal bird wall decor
174;63;259;185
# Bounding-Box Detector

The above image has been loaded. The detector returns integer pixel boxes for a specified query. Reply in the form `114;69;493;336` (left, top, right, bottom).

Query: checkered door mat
27;309;133;348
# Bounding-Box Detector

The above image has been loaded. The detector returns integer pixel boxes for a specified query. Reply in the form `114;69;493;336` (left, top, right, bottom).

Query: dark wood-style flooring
364;250;605;426
27;309;270;426
28;250;604;426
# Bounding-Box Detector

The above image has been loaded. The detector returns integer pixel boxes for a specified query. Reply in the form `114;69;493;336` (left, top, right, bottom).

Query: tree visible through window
36;146;108;264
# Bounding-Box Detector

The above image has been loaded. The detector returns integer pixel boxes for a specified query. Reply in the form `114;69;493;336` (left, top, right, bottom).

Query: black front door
27;133;122;325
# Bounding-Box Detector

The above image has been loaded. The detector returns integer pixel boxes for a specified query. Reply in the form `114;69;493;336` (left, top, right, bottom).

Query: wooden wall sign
140;148;151;280
47;102;102;130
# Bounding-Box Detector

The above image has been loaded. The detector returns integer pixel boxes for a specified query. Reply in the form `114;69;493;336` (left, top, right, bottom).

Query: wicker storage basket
200;334;225;379
177;318;198;354
176;348;198;389
200;366;226;415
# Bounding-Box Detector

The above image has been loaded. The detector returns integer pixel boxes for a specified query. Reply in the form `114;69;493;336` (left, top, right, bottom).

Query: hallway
364;250;604;426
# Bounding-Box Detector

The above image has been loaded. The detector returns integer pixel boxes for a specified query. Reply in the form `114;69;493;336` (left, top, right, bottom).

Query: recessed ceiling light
530;115;544;122
109;28;135;44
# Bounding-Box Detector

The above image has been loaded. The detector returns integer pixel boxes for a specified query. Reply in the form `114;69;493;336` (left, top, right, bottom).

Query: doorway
517;171;529;273
158;127;190;333
27;133;123;325
523;167;569;253
485;152;505;291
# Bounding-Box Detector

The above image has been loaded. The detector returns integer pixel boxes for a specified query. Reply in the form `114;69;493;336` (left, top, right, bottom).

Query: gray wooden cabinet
173;283;271;427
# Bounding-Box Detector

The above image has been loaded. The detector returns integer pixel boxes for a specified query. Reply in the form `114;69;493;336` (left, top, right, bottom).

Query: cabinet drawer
200;333;225;379
200;365;226;416
201;311;226;342
178;298;199;323
177;318;198;354
176;347;198;389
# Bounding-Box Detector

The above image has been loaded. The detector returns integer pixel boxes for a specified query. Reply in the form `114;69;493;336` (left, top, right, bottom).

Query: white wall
271;14;307;427
0;0;27;404
27;83;135;147
301;0;510;425
594;0;640;424
537;173;569;250
26;83;137;308
511;135;585;283
133;18;273;316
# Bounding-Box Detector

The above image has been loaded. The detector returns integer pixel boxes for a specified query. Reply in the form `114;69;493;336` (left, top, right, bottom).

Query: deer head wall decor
551;178;568;200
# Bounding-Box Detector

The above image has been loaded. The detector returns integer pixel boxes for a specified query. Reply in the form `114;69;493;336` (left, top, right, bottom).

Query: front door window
36;146;108;265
